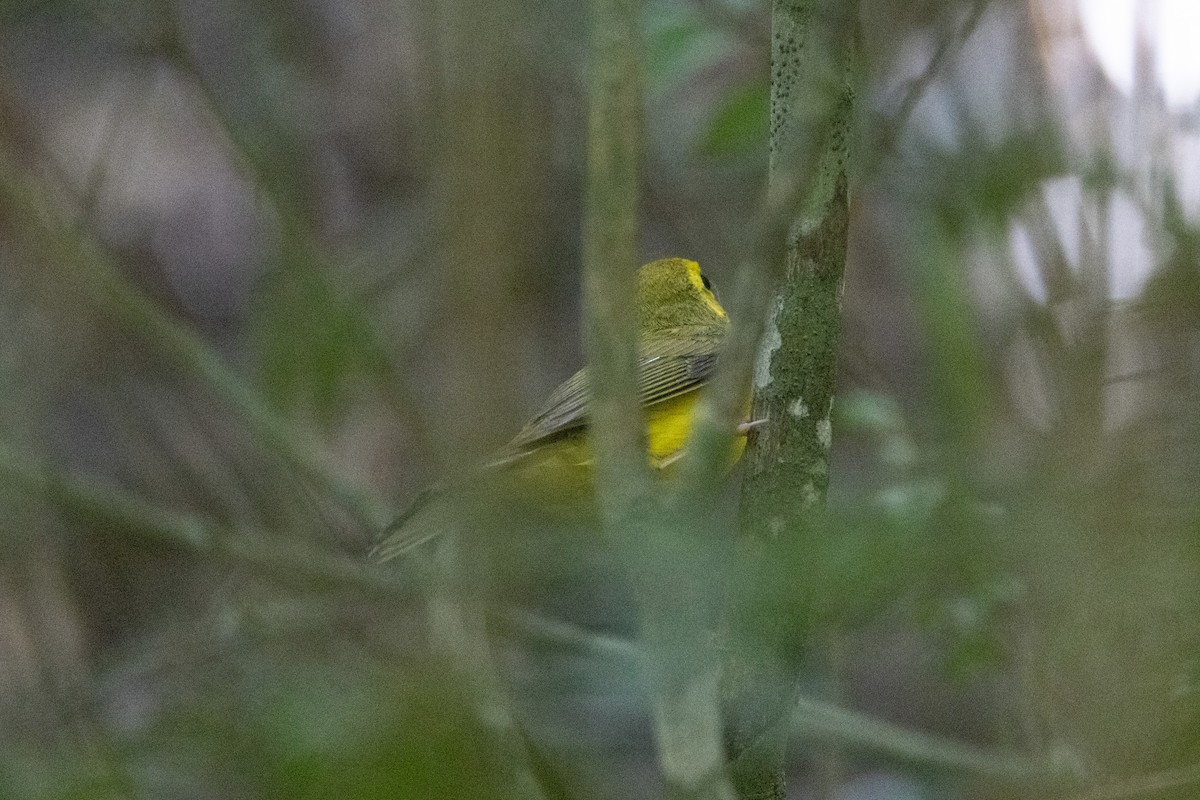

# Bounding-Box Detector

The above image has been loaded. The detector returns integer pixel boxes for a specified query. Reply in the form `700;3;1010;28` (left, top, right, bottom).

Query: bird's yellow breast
643;391;747;467
509;389;748;499
644;393;698;462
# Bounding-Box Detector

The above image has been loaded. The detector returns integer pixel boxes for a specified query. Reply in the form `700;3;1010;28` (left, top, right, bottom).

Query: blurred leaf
968;129;1066;224
920;124;1068;236
1139;255;1200;325
873;477;946;528
1140;185;1200;323
643;3;726;90
701;82;768;157
255;665;500;800
934;575;1021;682
836;390;919;468
913;227;992;448
252;247;393;425
732;502;936;663
136;652;533;800
836;390;907;435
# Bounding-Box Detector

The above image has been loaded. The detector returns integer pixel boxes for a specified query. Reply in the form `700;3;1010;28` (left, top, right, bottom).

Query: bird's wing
373;326;725;560
496;326;724;460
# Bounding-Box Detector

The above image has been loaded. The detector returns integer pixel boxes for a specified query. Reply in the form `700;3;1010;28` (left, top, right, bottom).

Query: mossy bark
722;1;857;798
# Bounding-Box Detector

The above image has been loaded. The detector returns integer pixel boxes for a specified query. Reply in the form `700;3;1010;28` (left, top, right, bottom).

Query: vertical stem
582;0;649;503
422;3;555;798
722;1;857;798
582;1;734;797
434;0;549;467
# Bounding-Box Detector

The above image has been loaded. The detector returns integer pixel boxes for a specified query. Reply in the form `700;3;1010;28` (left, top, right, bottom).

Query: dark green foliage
5;1;1200;799
254;250;393;425
921;124;1069;235
703;84;770;158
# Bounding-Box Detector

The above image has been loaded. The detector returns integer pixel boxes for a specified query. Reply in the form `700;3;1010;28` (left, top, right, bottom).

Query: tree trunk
722;2;857;797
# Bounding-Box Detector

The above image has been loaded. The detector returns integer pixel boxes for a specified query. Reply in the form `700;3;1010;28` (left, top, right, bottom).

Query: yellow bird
372;257;753;562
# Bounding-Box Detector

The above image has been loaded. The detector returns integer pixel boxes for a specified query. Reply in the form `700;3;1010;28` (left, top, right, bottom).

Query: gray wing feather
500;325;724;456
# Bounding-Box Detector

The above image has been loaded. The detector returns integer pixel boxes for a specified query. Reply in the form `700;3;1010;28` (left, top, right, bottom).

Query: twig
5;563;139;800
73;69;151;230
0;145;386;531
458;607;1069;793
67;4;428;526
475;610;1077;794
582;0;653;518
867;0;990;172
0;439;406;598
496;608;641;663
793;695;1060;786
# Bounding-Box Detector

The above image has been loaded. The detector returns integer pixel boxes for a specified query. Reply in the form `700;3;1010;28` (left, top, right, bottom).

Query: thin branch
73;70;151;231
62;4;428;527
672;0;857;508
462;610;1073;794
496;609;641;664
792;695;1064;787
868;0;990;169
582;0;652;521
0;440;406;598
6;563;139;800
0;145;386;531
456;607;1083;796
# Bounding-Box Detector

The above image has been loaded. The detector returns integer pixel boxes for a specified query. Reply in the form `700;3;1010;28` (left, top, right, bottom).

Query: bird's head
636;258;728;332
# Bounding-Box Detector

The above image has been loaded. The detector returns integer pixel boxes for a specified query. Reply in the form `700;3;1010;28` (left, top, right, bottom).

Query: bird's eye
700;273;713;291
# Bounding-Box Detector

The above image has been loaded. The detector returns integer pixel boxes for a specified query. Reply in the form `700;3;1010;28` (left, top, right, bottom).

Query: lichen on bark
721;1;857;797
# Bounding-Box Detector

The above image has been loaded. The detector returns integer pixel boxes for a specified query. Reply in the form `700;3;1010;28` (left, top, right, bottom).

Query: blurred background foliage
2;0;1200;798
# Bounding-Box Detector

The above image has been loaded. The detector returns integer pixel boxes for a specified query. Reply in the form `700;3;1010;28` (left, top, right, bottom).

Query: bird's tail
369;483;447;563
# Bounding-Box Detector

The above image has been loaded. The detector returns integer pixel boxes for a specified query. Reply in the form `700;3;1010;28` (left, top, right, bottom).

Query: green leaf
252;244;392;425
701;83;769;157
136;655;533;800
643;3;726;90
